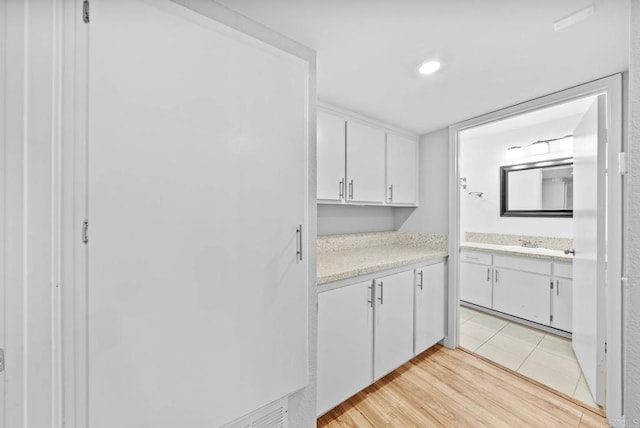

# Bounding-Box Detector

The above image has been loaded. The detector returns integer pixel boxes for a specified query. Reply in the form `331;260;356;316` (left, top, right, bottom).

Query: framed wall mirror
500;157;573;217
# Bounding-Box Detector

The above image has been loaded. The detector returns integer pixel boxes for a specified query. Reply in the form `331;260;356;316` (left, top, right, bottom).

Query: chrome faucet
518;239;542;248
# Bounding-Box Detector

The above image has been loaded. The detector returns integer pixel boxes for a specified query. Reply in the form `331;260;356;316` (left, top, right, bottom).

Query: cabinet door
493;268;550;325
317;281;374;416
317;111;346;201
552;277;573;332
346;121;386;203
459;262;493;308
386;133;418;205
88;2;309;426
414;262;446;355
374;270;414;379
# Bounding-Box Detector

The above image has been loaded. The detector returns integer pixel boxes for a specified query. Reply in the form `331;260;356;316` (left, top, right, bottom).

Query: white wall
626;0;640;424
396;128;450;234
459;117;579;239
318;205;395;235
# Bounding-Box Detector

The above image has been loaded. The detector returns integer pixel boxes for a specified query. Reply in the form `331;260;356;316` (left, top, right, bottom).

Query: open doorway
448;75;623;423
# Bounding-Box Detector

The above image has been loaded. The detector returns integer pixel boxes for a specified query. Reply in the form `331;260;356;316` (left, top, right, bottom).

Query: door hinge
82;0;90;23
0;349;4;372
605;342;608;353
550;314;554;323
618;152;628;175
82;220;89;244
550;280;554;289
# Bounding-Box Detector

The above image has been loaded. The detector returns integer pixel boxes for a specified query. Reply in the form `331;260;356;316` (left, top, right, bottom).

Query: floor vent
223;398;288;428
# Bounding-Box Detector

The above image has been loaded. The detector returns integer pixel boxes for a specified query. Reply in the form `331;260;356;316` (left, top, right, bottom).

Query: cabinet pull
339;179;344;199
349;179;354;200
487;268;490;281
418;270;424;290
378;281;384;304
388;184;394;202
368;281;374;308
556;279;560;296
495;270;499;282
296;224;303;261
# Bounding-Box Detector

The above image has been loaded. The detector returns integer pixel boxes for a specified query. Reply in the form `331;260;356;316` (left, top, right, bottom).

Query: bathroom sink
501;245;561;255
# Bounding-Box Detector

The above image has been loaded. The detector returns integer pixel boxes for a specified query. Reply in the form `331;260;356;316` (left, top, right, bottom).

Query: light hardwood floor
317;345;607;427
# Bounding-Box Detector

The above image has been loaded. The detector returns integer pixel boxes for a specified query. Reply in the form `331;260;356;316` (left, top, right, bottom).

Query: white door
459;262;493;308
374;271;414;379
317;281;373;416
572;95;607;405
88;1;308;427
386;134;418;205
346;121;386;203
317;111;346;201
414;262;446;355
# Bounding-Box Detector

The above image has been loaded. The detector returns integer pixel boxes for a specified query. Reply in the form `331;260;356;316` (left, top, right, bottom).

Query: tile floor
460;305;600;409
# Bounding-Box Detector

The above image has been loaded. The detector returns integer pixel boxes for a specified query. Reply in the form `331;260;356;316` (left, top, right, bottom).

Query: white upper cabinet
317;111;346;201
346;121;386;203
386;133;418;205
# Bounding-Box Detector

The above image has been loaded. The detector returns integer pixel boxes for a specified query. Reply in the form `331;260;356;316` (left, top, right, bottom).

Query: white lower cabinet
460;261;493;308
414;262;447;355
492;268;551;325
374;270;415;379
551;264;573;332
460;250;572;332
317;260;447;416
317;280;373;416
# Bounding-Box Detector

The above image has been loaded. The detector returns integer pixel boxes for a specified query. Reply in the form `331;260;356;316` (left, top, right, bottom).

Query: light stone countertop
317;244;448;285
460;241;573;262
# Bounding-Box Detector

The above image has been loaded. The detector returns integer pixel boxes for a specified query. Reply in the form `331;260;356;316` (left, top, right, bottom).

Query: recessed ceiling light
418;61;441;75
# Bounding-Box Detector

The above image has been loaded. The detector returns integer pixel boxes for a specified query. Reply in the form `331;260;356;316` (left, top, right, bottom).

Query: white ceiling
460;95;597;142
218;0;628;135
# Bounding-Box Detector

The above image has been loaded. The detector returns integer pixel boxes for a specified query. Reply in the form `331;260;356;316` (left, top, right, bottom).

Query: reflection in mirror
501;158;573;217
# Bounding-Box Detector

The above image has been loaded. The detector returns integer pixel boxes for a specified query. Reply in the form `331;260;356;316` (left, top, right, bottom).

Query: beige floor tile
517;347;581;396
498;322;545;345
460;332;486;352
465;312;509;332
475;332;537;371
459;306;479;323
537;333;576;360
573;374;600;409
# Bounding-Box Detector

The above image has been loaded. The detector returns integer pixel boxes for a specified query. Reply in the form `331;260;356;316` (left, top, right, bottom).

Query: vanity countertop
460;241;573;262
317;244;448;285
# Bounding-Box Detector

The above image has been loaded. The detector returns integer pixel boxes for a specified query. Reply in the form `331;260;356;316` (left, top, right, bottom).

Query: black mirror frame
500;157;573;218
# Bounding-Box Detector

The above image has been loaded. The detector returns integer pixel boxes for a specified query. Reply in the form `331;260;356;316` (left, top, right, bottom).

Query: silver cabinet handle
339;179;344;199
418;270;424;290
495;270;499;282
556;279;560;296
296;224;303;261
487;268;490;281
348;179;354;200
378;281;384;304
388;184;394;202
368;281;374;308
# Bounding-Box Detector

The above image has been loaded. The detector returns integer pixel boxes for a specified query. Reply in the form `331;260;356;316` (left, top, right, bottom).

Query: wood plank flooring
317;345;608;428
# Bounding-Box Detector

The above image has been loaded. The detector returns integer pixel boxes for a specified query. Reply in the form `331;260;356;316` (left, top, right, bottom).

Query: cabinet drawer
493;254;551;275
460;251;492;265
554;262;573;279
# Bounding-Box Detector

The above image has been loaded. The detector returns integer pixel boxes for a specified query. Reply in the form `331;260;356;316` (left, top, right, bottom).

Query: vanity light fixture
530;141;550;155
505;134;572;157
418;60;441;75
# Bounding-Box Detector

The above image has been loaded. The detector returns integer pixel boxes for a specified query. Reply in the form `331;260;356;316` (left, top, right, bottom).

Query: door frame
447;74;624;425
59;0;317;426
